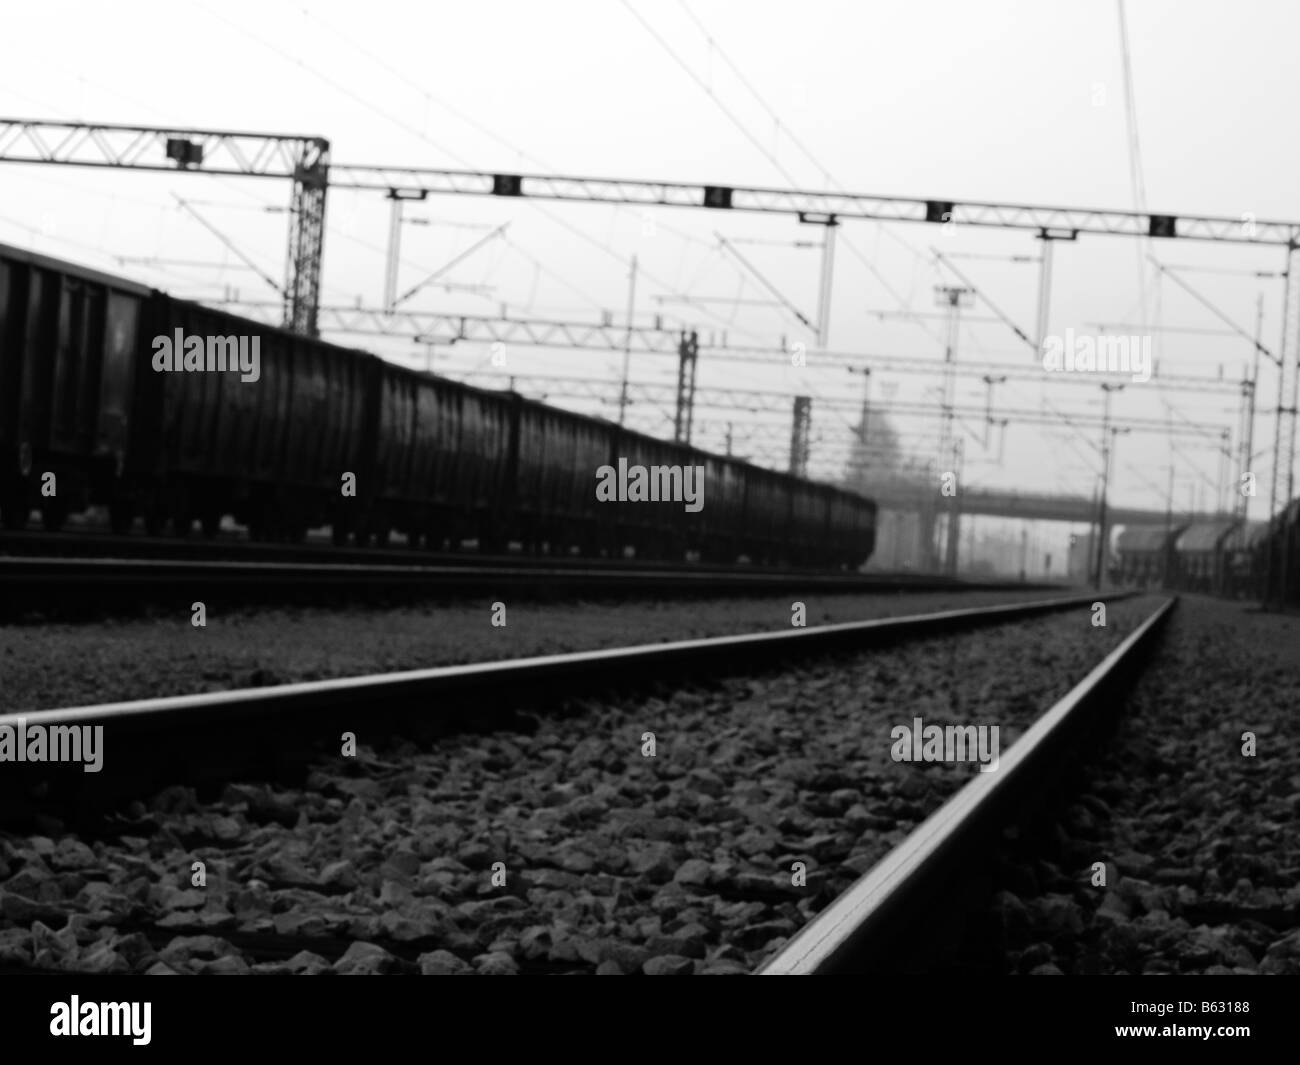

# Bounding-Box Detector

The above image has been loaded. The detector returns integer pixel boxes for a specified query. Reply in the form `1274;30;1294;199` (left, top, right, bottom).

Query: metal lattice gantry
326;164;1300;246
0;118;330;335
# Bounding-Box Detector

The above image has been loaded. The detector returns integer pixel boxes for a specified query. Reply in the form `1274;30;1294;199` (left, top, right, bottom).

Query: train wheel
248;501;277;543
165;484;191;538
41;498;69;533
143;505;166;537
200;509;222;538
109;499;134;535
0;488;29;530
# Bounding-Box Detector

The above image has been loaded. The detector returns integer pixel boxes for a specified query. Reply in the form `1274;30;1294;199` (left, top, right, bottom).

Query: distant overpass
869;485;1220;526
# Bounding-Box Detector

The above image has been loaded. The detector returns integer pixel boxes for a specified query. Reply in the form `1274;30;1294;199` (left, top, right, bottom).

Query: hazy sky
2;0;1296;518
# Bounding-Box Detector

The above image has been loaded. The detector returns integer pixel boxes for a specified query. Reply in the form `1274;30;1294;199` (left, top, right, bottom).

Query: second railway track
0;553;1065;612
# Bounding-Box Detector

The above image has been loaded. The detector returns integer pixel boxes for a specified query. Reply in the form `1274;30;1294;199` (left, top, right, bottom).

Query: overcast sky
2;0;1296;522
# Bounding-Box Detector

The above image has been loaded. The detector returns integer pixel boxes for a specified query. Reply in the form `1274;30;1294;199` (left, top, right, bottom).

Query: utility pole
673;329;699;445
981;374;1007;448
945;437;965;575
789;396;812;477
383;188;428;312
1217;428;1231;515
935;286;973;572
1164;463;1175;545
799;212;839;347
618;254;638;426
1094;383;1127;589
1034;229;1078;357
846;366;872;483
991;418;1011;464
1238;292;1264;521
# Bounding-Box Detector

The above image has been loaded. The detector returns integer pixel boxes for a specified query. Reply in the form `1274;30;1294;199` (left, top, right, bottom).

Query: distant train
0;240;877;567
1110;510;1299;602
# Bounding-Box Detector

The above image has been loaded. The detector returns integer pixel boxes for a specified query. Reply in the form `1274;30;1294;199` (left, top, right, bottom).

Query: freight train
0;241;876;567
1111;511;1298;601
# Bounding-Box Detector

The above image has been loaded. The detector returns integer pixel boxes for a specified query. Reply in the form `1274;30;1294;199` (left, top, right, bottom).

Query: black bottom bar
0;974;1290;1053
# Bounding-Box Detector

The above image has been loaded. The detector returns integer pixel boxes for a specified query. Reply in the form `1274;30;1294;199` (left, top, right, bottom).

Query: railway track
758;596;1176;974
1;591;1166;977
0;522;1068;611
0;553;1055;595
0;553;1067;610
0;525;1019;579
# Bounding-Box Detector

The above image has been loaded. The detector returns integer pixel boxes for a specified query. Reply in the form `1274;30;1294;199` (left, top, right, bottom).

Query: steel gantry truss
0;118;330;335
326;164;1300;246
8;116;1300;326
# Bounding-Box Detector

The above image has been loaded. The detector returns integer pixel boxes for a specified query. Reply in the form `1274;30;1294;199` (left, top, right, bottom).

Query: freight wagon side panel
48;277;105;460
861;498;878;563
404;376;439;510
786;480;825;555
514;401;549;519
0;259;20;475
153;300;216;477
281;336;370;492
282;337;327;487
417;378;461;508
699;456;731;551
99;291;139;473
460;388;513;514
566;415;611;524
519;405;610;528
617;431;694;544
743;467;786;551
151;301;268;482
332;343;375;490
16;267;59;467
0;247;147;498
373;367;418;502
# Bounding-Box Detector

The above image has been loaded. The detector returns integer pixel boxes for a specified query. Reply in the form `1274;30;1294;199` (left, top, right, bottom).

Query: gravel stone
418;949;471;974
282;951;332;975
332;941;404;975
643;954;695;976
473;951;519;975
673;859;713;886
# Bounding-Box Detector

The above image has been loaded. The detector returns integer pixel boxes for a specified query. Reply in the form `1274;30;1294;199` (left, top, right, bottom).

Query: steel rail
756;595;1177;975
